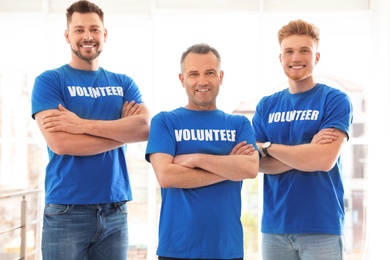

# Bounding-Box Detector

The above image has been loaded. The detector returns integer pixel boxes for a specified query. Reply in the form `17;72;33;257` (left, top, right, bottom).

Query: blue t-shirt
146;107;257;259
31;64;144;204
252;83;353;235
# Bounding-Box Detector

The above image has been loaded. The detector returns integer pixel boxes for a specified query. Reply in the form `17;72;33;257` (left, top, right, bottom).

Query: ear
178;73;185;87
315;52;320;65
219;70;224;84
103;28;108;42
64;30;70;44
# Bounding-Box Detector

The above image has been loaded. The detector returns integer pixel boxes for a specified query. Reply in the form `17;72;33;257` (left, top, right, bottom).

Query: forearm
259;156;293;174
187;153;259;181
152;161;226;189
258;128;346;172
40;104;150;144
46;132;123;156
267;142;343;172
81;114;149;143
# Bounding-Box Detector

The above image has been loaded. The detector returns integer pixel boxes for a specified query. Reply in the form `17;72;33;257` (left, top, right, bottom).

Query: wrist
258;150;263;160
262;141;272;157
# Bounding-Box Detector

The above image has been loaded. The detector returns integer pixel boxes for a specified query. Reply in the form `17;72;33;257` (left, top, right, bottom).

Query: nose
292;52;302;62
83;31;93;41
198;75;208;86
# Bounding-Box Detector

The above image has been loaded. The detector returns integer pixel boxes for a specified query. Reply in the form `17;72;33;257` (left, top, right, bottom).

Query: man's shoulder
99;67;132;80
259;88;286;104
38;64;67;75
34;65;69;83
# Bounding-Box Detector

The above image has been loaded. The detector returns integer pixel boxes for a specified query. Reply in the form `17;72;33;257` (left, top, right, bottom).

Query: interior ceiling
0;0;370;13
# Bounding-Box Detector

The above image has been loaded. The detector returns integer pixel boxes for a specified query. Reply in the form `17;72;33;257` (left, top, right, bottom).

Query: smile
290;65;305;69
81;43;97;48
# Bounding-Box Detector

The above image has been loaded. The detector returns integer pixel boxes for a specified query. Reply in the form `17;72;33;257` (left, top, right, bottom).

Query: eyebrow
72;24;101;29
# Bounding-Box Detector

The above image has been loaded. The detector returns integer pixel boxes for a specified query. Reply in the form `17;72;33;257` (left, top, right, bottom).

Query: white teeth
197;89;209;92
82;45;94;48
291;66;303;69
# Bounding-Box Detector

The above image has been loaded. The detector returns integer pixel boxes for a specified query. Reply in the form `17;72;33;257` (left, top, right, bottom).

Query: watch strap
262;147;270;157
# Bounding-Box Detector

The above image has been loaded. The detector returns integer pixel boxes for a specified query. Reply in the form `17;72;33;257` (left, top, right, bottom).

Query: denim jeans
158;257;243;260
262;233;345;260
42;202;128;260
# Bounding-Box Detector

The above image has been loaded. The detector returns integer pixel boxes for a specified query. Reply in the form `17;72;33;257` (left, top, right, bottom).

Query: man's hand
311;128;339;144
230;141;255;155
122;100;141;118
41;104;84;134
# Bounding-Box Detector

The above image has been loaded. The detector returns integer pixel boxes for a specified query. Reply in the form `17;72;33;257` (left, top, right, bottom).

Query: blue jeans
262;233;345;260
158;258;243;260
42;202;128;260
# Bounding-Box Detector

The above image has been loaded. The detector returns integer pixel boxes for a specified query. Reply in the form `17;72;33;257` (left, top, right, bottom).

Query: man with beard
31;1;150;259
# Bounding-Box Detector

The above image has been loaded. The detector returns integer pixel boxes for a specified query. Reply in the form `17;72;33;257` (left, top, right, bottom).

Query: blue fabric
146;107;257;259
252;83;353;235
31;64;144;204
42;203;128;260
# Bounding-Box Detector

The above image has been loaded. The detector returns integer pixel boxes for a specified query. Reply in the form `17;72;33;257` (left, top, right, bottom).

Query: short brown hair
277;19;320;47
66;0;104;27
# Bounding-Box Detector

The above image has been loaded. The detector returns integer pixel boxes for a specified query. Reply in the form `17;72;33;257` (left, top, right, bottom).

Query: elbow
48;138;83;155
47;137;82;155
156;174;167;188
44;133;76;155
155;173;171;189
45;138;64;154
47;143;70;155
157;180;171;189
158;183;170;189
234;170;257;181
240;163;259;180
135;122;150;142
309;157;337;172
318;162;336;172
249;158;260;178
140;125;150;141
140;114;151;141
319;155;338;172
247;168;259;179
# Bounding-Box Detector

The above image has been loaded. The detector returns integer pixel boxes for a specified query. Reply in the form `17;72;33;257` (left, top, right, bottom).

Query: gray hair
180;43;221;72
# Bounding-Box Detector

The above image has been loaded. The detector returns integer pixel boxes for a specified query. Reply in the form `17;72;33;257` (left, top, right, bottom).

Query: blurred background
0;0;388;259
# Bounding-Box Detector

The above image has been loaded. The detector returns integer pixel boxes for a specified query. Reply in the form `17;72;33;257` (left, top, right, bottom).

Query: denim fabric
158;257;243;260
42;202;128;260
262;233;345;260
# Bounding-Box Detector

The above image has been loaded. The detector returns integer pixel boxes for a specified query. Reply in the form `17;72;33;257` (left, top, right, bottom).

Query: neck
69;55;100;71
185;104;217;111
288;77;317;94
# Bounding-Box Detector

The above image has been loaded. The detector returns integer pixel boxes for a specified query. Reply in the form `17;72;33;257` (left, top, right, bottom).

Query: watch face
263;141;271;149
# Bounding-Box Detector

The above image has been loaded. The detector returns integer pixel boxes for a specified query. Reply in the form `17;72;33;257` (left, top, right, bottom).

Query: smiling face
65;12;107;69
279;34;320;92
179;52;224;111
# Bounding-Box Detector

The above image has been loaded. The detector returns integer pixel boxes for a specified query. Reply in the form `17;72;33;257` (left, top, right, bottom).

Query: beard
71;45;102;61
285;69;312;82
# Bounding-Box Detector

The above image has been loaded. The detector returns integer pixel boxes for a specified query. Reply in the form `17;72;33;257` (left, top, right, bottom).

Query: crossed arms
35;101;150;156
149;141;259;189
258;128;348;174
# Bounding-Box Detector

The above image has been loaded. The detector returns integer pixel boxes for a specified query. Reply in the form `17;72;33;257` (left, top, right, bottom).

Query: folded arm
35;101;151;156
150;141;259;189
258;128;345;174
174;149;258;181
